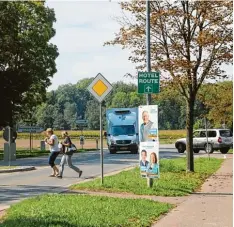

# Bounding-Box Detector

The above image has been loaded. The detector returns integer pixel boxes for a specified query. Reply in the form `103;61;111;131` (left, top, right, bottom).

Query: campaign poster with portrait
139;142;160;178
138;105;158;143
138;105;159;179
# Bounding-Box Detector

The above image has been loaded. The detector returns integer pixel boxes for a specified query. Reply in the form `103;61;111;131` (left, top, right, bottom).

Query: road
0;145;226;208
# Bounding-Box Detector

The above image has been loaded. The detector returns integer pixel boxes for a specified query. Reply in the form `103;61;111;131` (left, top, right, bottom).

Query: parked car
175;129;233;154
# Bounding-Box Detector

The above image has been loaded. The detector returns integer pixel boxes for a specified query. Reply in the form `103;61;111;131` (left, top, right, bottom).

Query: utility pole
146;0;151;105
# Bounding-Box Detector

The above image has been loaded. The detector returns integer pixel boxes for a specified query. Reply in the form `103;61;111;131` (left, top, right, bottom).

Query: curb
0;166;36;173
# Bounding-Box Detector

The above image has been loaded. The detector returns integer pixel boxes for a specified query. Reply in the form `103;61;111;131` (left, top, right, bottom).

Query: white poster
138;105;159;178
138;105;158;142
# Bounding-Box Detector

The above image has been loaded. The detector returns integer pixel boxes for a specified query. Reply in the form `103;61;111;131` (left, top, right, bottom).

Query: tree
64;102;77;129
198;81;233;128
36;104;56;129
0;2;58;127
110;92;130;108
85;100;100;130
105;1;233;171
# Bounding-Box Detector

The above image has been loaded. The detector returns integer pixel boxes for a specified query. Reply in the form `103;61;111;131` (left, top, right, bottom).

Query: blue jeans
58;154;80;177
48;151;59;168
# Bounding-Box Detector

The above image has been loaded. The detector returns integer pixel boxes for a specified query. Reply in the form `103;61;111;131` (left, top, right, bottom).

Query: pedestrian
57;131;83;179
44;128;60;177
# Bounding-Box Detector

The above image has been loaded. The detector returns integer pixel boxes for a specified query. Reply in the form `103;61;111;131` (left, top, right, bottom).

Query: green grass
71;158;223;196
228;149;233;154
0;194;172;227
0;166;17;170
0;149;49;160
0;148;98;160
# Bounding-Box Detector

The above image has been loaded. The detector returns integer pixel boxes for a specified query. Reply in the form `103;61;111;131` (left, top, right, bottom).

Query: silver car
175;129;233;154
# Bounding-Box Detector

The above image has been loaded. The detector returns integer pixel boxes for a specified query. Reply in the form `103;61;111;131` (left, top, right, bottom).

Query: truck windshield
112;125;135;136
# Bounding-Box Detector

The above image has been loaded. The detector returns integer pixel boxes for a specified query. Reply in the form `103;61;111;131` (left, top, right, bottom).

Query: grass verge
0;194;172;227
0;166;17;170
0;148;98;160
71;157;223;196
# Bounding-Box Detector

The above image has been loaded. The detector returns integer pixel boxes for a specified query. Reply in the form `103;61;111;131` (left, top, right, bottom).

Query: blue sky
46;1;233;91
46;1;136;91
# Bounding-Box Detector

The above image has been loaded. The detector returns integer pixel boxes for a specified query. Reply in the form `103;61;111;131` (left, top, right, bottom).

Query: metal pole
8;126;11;166
146;0;153;187
29;122;32;152
32;132;33;150
147;178;153;187
146;0;151;105
205;117;210;160
100;102;104;184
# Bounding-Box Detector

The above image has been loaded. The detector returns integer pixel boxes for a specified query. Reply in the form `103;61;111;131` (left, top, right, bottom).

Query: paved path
153;154;233;227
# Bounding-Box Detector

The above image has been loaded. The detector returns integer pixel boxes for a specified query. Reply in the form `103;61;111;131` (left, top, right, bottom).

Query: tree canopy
0;1;58;127
105;0;233;171
26;79;232;132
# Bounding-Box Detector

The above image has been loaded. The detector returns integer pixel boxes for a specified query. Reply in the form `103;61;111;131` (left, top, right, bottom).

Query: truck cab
106;108;139;154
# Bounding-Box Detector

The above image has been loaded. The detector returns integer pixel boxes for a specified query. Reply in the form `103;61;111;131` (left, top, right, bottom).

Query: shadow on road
0;184;66;205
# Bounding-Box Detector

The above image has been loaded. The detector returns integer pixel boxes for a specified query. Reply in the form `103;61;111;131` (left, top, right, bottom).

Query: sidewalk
153;155;233;227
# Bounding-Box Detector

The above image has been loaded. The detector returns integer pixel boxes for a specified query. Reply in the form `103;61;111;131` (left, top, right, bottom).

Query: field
0;129;186;141
0;130;185;151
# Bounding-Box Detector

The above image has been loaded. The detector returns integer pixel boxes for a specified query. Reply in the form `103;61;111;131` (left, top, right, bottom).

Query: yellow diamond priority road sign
87;73;113;103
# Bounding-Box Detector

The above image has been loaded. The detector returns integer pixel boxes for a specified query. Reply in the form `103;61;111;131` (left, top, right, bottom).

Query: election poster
138;105;159;179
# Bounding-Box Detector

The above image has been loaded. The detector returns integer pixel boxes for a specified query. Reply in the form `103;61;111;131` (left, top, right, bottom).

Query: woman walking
57;131;83;179
44;128;60;177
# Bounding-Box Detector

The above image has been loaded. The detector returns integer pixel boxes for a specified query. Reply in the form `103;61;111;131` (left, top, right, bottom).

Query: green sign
138;72;160;94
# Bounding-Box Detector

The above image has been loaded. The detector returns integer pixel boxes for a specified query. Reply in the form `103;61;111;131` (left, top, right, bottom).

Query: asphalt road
0;145;226;208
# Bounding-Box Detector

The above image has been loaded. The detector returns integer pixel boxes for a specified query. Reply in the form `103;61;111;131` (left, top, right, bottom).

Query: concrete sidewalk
153;155;233;227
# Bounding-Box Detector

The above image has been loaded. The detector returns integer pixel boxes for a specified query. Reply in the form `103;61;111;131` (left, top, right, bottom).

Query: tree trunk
186;97;195;172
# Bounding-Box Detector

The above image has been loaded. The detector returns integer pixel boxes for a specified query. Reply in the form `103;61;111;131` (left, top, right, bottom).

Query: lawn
0;166;17;170
0;149;49;160
71;157;223;196
0;194;172;227
0;148;97;160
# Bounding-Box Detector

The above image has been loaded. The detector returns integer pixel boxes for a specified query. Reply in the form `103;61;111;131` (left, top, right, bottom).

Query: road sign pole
146;0;151;105
146;0;153;187
87;73;113;185
29;128;32;153
100;102;104;185
8;126;11;167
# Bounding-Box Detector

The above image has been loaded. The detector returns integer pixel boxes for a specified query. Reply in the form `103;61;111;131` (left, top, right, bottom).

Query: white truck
106;108;139;154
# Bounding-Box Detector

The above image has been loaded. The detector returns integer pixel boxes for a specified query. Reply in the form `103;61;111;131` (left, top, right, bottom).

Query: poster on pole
138;105;159;179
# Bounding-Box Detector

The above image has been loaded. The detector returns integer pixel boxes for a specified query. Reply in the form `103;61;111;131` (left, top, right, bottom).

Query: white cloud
46;1;136;91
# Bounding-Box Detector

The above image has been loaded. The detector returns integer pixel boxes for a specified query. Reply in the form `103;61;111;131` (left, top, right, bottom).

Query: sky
46;1;137;91
46;1;233;91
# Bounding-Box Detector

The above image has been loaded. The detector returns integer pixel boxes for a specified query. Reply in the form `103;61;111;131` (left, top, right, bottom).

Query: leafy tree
53;112;67;130
64;102;77;129
198;81;233;128
0;1;58;127
85;100;100;130
129;92;144;108
110;92;130;108
36;104;56;129
105;1;233;171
